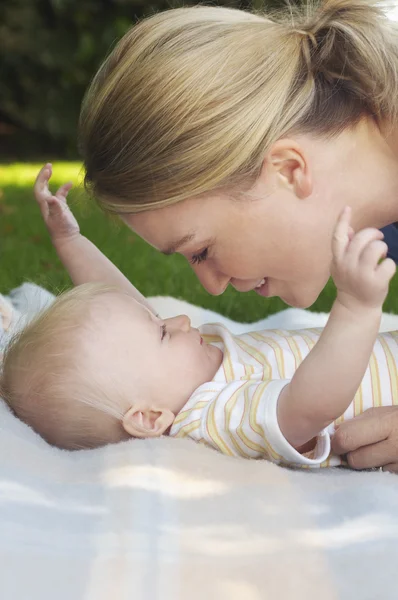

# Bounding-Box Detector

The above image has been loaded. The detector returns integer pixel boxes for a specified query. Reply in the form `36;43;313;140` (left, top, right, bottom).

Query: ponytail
289;0;398;132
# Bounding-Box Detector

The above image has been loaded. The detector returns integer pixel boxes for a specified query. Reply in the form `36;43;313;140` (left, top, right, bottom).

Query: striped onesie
170;324;398;468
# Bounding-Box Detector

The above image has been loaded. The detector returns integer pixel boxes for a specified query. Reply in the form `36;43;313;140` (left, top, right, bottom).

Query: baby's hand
331;207;396;311
34;164;80;243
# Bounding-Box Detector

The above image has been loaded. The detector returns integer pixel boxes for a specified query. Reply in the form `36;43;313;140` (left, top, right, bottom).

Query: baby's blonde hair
79;0;398;214
0;284;132;450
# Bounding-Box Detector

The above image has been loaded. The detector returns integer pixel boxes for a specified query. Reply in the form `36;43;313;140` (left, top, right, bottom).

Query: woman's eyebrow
161;232;196;255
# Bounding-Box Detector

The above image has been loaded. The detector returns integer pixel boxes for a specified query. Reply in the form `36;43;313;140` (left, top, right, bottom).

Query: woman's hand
332;407;398;472
34;163;80;243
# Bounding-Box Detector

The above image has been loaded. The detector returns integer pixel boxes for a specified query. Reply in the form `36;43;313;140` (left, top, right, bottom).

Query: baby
1;164;397;467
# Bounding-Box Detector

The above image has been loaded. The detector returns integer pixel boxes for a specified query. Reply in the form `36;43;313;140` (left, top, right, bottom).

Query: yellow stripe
222;346;235;382
241;363;255;380
275;330;305;371
224;383;249;456
308;328;324;336
369;349;382;408
201;334;222;344
353;384;363;418
297;332;317;353
236;384;270;455
275;329;316;368
234;337;272;378
250;332;285;378
249;382;280;461
249;382;268;437
206;392;234;456
380;334;398;405
173;399;211;425
174;420;201;437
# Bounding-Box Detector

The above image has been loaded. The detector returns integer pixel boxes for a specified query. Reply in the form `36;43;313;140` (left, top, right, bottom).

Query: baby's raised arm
277;207;396;451
34;164;156;315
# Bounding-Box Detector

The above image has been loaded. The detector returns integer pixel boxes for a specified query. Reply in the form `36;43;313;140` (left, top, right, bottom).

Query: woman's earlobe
294;165;313;199
122;406;175;438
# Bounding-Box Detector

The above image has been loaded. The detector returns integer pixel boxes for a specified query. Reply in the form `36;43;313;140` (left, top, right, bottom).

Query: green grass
1;162;398;321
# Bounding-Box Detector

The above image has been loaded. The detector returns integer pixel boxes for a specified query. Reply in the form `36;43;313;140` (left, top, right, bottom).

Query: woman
77;0;398;470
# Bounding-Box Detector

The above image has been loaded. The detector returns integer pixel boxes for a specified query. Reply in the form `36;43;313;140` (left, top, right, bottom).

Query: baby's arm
277;207;396;450
34;164;156;314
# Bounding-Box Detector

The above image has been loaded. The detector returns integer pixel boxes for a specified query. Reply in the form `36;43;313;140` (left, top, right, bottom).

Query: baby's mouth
192;328;204;345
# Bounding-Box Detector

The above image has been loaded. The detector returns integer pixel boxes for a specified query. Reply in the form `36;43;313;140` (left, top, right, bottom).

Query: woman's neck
342;118;398;231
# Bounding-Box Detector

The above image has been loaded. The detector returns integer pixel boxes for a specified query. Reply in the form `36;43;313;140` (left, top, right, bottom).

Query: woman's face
125;130;382;308
125;162;338;308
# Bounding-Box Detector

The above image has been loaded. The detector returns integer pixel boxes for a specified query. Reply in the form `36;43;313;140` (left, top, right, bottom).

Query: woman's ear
122;406;175;438
264;139;312;199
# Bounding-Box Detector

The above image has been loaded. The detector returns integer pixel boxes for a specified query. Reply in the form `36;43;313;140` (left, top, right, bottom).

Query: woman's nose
192;264;229;296
166;314;191;332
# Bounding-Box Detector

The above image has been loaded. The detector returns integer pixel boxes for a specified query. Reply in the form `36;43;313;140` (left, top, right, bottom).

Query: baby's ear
122;406;174;438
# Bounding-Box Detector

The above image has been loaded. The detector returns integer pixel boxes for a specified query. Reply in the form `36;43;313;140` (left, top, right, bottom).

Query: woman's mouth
254;277;270;297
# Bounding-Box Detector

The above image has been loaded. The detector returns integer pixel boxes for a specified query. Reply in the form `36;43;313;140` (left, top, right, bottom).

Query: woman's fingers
332;407;394;453
331;407;398;469
382;463;398;473
332;406;398;472
346;439;398;470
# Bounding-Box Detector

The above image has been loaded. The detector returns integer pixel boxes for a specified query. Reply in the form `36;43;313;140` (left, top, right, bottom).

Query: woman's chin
282;293;319;310
278;285;321;309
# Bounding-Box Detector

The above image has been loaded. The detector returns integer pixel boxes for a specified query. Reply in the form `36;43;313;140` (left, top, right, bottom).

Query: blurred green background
0;0;282;160
1;0;397;321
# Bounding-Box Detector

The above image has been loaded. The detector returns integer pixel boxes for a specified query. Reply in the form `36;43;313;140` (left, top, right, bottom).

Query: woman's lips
254;277;270;298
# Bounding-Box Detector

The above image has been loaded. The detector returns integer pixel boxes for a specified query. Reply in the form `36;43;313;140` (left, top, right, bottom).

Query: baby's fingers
332;206;352;263
34;163;53;201
345;228;384;264
376;257;396;282
359;240;388;270
55;181;73;203
47;195;65;215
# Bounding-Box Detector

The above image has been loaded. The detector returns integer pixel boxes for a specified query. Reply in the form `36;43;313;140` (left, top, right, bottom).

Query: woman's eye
161;324;167;340
190;248;208;265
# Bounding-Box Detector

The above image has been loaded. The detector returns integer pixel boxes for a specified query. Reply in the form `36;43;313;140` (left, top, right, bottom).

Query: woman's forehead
124;191;231;228
124;210;189;248
122;197;217;249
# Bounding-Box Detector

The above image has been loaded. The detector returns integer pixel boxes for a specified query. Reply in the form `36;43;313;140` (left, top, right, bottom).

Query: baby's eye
190;248;208;265
161;324;167;341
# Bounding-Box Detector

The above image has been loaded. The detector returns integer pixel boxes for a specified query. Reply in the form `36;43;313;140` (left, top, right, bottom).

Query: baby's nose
178;314;191;332
166;314;191;332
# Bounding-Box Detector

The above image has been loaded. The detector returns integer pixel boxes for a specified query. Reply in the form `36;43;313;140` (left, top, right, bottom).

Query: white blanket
1;283;398;600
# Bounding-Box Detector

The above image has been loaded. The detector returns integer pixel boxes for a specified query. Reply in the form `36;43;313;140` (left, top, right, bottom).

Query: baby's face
85;293;223;415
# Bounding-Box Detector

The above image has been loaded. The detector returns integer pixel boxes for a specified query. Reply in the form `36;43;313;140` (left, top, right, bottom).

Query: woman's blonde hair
0;284;131;450
79;0;398;214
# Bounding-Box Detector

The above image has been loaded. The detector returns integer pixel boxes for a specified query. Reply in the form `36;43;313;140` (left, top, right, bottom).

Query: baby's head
0;284;222;449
